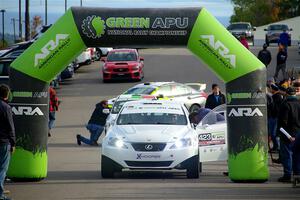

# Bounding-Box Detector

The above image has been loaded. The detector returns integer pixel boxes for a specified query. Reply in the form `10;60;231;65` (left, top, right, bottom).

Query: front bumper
103;70;141;80
102;143;198;170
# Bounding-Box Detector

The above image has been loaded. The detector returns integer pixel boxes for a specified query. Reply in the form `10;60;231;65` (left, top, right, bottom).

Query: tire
251;36;254;46
186;155;199;179
101;155;115;178
189;104;201;113
199;162;202;173
265;38;269;46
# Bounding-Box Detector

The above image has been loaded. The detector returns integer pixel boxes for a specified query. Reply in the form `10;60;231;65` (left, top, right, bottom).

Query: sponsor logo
228;107;263;117
81;16;189;38
144;144;153;150
227;92;264;103
136;153;161;159
199;35;236;69
34;34;70;68
12;91;48;98
12;106;44;116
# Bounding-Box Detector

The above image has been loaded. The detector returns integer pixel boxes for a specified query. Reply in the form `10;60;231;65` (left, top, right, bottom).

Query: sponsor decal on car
199;132;225;146
136;153;161;160
81;16;189;38
228;107;263;117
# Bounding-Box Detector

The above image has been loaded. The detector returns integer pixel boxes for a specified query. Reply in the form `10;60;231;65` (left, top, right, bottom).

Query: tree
31;15;43;39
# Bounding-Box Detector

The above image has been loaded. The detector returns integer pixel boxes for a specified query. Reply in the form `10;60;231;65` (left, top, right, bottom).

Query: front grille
131;143;166;152
111;74;131;79
125;161;173;167
113;68;129;72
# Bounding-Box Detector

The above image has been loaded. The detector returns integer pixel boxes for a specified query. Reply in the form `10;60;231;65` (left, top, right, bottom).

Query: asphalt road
6;46;300;200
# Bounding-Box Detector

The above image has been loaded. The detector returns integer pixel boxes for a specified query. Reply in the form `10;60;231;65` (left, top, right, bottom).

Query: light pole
25;0;30;41
80;0;82;6
45;0;48;25
65;0;67;12
19;0;22;40
0;9;5;47
12;18;16;42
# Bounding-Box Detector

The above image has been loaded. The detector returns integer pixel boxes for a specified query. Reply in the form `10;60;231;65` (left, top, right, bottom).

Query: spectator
278;29;289;51
77;100;109;146
0;84;15;200
257;44;272;68
277;87;300;182
205;84;226;110
239;34;249;49
268;84;284;151
274;45;288;81
49;86;59;137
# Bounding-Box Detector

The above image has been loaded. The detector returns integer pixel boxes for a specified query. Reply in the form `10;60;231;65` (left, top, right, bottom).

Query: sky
0;0;233;36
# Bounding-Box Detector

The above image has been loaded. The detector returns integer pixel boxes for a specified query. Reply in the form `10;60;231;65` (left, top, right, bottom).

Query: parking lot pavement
6;47;300;199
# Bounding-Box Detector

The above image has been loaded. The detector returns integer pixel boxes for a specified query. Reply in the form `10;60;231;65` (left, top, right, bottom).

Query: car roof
123;99;182;107
110;49;137;53
131;82;175;88
230;22;251;25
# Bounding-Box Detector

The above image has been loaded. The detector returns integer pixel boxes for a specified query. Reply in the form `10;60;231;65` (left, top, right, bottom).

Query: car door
195;104;227;162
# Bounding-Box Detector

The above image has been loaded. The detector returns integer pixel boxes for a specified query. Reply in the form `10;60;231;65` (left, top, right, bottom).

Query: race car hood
112;125;191;143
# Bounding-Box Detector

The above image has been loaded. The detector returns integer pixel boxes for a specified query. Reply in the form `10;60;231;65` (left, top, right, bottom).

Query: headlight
132;65;140;70
170;138;192;149
107;137;128;149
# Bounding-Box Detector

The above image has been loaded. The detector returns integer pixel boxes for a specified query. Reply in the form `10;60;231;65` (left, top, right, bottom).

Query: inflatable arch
8;7;269;182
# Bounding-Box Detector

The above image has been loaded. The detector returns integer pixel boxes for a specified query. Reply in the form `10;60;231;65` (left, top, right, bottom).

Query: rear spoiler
184;83;206;91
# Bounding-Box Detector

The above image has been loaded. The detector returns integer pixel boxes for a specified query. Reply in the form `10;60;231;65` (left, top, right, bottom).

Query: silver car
264;24;292;46
227;22;256;43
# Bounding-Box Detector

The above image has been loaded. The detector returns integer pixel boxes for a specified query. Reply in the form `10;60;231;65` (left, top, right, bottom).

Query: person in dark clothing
76;100;109;146
0;84;15;200
268;84;284;151
257;44;272;68
205;84;226;110
278;29;289;51
274;45;288;81
277;87;300;182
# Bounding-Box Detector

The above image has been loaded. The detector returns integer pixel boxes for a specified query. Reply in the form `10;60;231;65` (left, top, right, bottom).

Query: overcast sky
0;0;233;35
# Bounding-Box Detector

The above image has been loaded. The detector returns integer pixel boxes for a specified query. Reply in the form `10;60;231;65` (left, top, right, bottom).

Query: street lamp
0;9;5;47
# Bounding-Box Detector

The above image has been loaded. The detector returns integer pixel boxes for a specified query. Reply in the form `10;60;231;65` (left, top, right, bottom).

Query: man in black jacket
277;87;300;182
274;45;288;81
0;84;15;200
257;43;272;68
205;84;226;110
76;100;109;146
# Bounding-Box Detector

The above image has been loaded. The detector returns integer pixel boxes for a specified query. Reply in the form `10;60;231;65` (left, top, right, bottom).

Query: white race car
101;100;200;178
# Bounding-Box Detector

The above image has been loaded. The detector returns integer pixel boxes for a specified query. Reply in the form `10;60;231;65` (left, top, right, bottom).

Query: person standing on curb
277;87;300;183
0;84;15;200
76;100;109;146
48;86;59;137
274;45;288;82
205;84;226;110
257;44;272;68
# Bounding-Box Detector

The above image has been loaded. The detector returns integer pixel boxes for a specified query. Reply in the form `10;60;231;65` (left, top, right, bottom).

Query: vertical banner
187;8;269;181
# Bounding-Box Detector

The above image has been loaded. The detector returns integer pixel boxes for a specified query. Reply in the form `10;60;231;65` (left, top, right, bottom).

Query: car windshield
269;25;288;31
228;24;249;30
117;112;187;125
107;51;137;61
124;87;156;95
111;100;135;114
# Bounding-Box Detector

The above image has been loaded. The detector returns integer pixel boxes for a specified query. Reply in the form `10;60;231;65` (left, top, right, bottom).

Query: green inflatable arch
8;7;269;182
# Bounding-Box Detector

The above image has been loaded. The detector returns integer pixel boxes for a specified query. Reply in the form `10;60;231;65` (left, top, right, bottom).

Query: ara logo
12;106;44;116
34;34;70;67
200;35;236;68
82;16;105;39
228;108;263;117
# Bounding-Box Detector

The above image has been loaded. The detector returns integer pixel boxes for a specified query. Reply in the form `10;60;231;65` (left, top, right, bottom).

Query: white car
101;100;200;178
195;104;228;163
77;48;92;65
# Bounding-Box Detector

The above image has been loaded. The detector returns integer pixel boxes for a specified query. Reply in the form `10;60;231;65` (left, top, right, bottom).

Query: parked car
264;24;292;46
96;47;113;59
101;49;144;82
113;82;207;113
77;48;92;66
101;100;200;178
60;63;75;80
227;22;256;43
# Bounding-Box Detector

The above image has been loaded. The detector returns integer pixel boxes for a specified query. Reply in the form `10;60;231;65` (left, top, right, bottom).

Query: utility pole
19;0;22;40
25;0;30;41
65;0;67;12
12;18;16;42
80;0;82;7
0;9;5;47
45;0;48;25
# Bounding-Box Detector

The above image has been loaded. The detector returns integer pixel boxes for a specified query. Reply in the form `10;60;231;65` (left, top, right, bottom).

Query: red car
101;49;144;82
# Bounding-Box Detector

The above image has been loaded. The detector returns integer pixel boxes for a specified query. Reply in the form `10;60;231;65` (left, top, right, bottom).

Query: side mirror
264;28;268;31
253;27;256;31
103;109;110;114
140;57;144;61
100;57;106;62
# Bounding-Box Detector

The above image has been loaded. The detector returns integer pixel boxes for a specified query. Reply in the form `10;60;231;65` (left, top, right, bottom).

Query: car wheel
186;155;199;179
101;155;115;178
199;162;202;173
265;38;269;46
288;41;291;46
189;104;201;113
96;50;102;61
